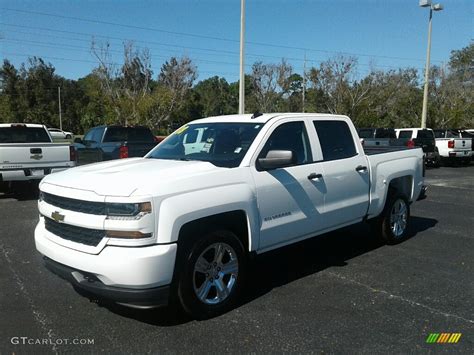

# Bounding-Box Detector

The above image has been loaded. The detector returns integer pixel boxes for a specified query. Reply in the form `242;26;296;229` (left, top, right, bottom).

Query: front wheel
371;192;410;244
177;230;246;319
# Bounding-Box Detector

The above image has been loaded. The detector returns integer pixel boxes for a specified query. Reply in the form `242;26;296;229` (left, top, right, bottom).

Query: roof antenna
251;112;263;119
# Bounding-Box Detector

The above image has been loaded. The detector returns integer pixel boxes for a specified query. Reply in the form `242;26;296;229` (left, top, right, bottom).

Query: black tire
371;191;410;244
65;134;72;139
177;230;247;319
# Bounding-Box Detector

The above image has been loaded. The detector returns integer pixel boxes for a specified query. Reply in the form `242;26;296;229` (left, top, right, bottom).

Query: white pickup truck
35;113;425;319
433;129;472;165
0;123;76;192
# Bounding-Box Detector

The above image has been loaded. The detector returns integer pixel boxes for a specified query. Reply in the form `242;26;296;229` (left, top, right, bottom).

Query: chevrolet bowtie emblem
30;154;43;160
51;211;65;223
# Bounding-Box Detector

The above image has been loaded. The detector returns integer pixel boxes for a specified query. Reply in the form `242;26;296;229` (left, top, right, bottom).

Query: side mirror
258;150;295;170
74;137;83;144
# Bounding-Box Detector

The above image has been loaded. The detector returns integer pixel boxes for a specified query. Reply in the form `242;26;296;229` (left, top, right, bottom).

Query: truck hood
41;158;220;197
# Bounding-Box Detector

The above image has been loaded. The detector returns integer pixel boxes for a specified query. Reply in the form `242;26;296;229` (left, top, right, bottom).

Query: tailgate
0;143;71;169
454;138;471;150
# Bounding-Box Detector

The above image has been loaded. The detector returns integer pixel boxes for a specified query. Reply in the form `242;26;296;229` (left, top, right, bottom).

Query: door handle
308;173;323;180
355;165;368;172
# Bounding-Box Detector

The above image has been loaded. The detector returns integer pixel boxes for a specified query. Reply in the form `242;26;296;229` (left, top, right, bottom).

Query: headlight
105;202;152;219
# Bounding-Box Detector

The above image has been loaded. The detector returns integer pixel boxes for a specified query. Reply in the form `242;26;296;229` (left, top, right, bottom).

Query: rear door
312;119;370;229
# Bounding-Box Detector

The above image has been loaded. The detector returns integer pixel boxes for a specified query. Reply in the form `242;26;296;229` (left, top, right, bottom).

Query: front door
251;120;325;250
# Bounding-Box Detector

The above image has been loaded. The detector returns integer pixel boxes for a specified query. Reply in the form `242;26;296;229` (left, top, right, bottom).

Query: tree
193;76;234;117
428;43;473;128
156;56;197;124
308;55;369;117
0;60;22;122
91;40;152;125
355;68;421;127
250;60;292;112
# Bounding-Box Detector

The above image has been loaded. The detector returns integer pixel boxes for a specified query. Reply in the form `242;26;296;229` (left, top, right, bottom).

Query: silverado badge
51;211;65;223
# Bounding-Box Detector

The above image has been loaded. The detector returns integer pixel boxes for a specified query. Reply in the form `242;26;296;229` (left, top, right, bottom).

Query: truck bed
363;146;413;155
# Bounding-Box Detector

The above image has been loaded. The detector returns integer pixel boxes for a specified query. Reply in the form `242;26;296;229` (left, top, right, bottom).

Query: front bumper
43;257;170;308
35;220;177;307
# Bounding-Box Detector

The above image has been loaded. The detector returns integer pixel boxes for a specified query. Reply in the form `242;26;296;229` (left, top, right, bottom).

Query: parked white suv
35;113;425;318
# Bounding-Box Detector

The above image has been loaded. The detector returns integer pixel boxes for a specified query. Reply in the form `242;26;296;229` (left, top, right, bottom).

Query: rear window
357;129;374;139
375;128;396;138
314;120;357;161
460;131;474;138
434;130;445;138
103;127;154;142
0;127;51;143
398;130;413;139
417;130;435;139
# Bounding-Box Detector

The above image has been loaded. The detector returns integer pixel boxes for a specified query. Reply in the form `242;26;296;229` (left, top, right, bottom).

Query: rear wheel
177;230;246;319
371;191;410;244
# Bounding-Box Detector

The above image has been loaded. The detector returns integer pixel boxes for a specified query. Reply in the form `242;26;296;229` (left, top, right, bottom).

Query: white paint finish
35;113;425;291
435;139;472;158
0;124;75;181
35;221;177;288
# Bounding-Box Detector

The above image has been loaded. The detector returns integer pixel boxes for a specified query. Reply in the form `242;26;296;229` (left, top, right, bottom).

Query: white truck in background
433;129;472;165
0;123;76;192
35;113;426;319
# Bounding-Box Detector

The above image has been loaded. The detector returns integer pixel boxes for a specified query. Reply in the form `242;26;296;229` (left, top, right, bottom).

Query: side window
398;130;413;139
313;120;357;161
259;121;312;165
83;128;96;142
184;129;199;144
92;128;104;143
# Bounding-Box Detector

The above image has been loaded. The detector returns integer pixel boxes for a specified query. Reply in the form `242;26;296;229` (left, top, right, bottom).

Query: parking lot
1;165;473;353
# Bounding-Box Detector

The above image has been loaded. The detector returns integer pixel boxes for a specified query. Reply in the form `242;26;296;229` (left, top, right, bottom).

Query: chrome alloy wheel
192;242;239;305
390;198;408;238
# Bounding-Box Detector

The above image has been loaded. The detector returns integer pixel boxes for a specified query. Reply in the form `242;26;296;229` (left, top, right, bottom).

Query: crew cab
0;123;76;191
74;125;158;165
35;114;425;319
395;128;440;167
433;129;472;165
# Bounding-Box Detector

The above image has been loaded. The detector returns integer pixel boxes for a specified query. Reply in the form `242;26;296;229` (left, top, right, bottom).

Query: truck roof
0;123;46;128
191;113;348;124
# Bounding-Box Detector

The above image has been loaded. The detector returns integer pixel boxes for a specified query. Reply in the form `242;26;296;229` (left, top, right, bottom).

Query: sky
0;0;472;83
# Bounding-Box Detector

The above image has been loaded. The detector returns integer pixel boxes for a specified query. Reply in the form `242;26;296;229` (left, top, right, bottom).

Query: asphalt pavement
1;165;473;354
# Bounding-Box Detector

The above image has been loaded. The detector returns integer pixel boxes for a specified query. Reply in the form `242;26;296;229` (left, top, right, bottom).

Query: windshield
147;122;264;167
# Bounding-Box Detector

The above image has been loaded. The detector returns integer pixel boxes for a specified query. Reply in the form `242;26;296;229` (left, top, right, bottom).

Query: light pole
238;0;245;114
419;0;443;129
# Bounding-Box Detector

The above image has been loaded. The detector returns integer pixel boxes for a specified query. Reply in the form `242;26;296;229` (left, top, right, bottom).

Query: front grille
44;217;105;247
43;192;106;215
